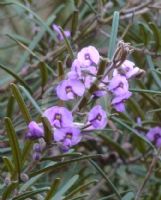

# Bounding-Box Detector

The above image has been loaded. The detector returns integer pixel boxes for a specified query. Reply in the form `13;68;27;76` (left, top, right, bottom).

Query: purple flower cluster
108;59;143;112
25;45;142;153
26;105;107;151
56;46;100;101
146;127;161;148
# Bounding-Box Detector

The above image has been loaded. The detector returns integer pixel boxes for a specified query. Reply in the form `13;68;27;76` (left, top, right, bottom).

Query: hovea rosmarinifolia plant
2;8;161;198
26;37;148;156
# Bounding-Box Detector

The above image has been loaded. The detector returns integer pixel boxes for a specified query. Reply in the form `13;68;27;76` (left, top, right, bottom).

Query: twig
135;147;161;200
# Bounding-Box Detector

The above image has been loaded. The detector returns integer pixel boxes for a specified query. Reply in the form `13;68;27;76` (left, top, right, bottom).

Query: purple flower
87;105;107;129
68;59;97;89
43;106;73;128
93;90;107;98
113;60;141;79
33;143;42;153
146;127;161;148
33;152;41;160
108;74;129;96
26;121;44;139
136;117;142;126
56;79;85;101
54;127;82;151
111;91;132;112
52;24;70;41
77;46;100;67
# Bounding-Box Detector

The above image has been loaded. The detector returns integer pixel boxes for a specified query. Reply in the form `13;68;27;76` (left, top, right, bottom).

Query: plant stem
135;148;161;200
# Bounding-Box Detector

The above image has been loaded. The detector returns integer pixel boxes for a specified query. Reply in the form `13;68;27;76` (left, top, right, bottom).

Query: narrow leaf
111;116;155;149
0;63;32;93
6;95;15;119
99;133;129;157
89;160;121;200
59;27;74;60
31;154;102;177
108;11;119;59
39;62;49;89
2;181;18;200
3;156;15;177
45;178;61;200
41;116;53;144
10;83;31;123
13;187;49;200
4;117;22;176
146;55;161;90
53;175;79;200
19;85;42;114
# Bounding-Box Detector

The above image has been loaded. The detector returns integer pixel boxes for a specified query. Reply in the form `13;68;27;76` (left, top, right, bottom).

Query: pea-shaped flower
54;127;82;151
146;127;161;148
26;121;44;139
52;24;70;41
68;59;97;89
43;106;73;128
77;46;100;67
111;91;132;112
56;79;85;101
108;74;129;96
113;60;144;79
88;105;107;129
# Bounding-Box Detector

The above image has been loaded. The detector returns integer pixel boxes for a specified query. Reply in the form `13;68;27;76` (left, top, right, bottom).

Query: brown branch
135;148;161;200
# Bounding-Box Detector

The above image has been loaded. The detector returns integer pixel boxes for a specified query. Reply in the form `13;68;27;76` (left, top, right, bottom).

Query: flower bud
4;176;11;186
33;143;42;153
20;173;29;182
26;121;44;140
112;41;133;68
33;152;41;161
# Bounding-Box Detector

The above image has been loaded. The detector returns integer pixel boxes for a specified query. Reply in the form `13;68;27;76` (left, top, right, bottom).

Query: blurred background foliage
0;0;161;199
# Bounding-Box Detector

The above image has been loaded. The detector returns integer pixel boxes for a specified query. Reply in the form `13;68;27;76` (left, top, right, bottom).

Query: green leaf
127;98;145;120
6;95;15;119
0;0;57;41
122;192;134;200
4;117;22;176
130;88;161;95
98;133;129;158
52;175;79;200
41;116;53;144
138;22;152;46
146;55;161;90
71;9;79;37
10;83;31;123
19;174;43;192
14;4;64;69
108;11;119;59
21;140;33;166
2;181;18;200
12;187;49;200
57;60;65;81
39;62;49;89
111;116;155;149
0;63;32;93
63;179;97;200
149;22;161;51
69;194;89;200
45;178;61;200
89;160;121;200
19;85;42;114
41;152;82;161
59;27;75;60
3;156;15;177
31;154;102;177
